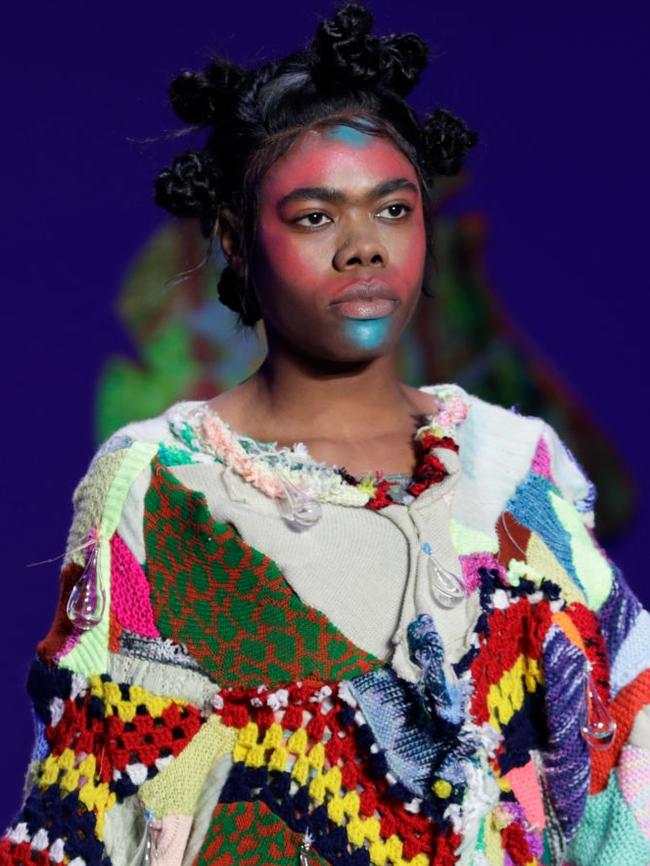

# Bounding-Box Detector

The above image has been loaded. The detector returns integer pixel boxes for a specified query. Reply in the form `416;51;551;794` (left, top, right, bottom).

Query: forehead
260;125;419;198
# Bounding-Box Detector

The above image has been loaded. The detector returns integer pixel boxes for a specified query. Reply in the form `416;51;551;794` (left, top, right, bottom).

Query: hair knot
169;57;247;126
421;108;479;177
310;3;428;96
217;266;260;326
154;149;222;235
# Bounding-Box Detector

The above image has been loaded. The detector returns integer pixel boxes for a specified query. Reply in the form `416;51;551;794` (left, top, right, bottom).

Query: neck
245;340;418;442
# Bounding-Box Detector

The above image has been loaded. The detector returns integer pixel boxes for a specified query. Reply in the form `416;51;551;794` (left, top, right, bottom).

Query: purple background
2;1;648;825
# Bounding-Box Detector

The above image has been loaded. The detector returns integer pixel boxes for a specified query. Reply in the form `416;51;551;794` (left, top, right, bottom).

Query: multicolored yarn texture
2;388;650;866
167;388;468;510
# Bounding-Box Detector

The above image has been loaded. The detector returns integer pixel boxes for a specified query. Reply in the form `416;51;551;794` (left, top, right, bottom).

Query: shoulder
65;400;206;567
426;383;619;615
52;401;212;677
422;382;596;526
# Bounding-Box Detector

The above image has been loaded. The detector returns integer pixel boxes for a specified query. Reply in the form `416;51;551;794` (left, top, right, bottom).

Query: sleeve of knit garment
540;421;650;865
0;436;235;866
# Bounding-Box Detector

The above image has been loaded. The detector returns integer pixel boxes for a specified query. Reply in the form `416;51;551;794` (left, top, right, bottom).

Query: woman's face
248;122;427;363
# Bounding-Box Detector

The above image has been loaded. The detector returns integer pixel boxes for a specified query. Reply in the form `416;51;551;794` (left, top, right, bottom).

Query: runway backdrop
2;0;649;825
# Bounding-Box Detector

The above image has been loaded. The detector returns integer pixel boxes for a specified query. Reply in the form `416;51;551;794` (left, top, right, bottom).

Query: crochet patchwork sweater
2;383;649;866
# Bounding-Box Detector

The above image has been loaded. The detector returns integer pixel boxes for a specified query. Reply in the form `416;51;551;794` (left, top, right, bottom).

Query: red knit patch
590;668;650;794
496;512;531;568
0;839;51;866
469;596;552;725
36;562;84;664
501;820;536;865
108;607;122;654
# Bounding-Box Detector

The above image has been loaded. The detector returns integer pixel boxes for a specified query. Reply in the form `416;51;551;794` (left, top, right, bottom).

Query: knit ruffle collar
167;384;469;509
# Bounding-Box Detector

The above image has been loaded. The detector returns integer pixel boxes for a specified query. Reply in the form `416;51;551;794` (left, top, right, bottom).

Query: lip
329;280;398;319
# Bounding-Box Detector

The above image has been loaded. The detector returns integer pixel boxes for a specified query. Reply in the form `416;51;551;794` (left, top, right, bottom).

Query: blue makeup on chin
343;317;391;350
324;122;373;148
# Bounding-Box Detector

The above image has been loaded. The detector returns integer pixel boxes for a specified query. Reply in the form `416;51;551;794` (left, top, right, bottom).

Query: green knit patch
143;458;381;687
567;771;650;866
195;800;328;866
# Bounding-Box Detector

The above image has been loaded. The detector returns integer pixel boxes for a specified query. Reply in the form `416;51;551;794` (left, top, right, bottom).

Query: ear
216;208;246;278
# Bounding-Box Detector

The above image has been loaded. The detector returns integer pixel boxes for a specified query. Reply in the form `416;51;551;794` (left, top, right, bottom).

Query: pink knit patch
54;629;82;662
459;552;505;593
504;761;546;830
617;745;650;839
531;436;552;479
110;532;160;638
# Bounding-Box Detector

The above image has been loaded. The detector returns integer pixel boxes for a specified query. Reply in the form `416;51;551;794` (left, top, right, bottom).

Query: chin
308;333;396;369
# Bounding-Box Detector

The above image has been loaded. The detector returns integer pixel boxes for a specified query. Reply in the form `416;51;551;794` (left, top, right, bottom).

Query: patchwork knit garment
2;383;649;866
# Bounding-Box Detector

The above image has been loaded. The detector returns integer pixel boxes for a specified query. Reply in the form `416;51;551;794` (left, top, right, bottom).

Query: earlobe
216;208;246;278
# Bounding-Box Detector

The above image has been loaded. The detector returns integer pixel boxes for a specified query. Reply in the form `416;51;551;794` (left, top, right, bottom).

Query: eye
294;212;333;228
377;203;412;220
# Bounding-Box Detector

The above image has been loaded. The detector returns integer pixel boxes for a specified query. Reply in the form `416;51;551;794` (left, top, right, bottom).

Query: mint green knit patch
567;771;650;866
157;442;196;467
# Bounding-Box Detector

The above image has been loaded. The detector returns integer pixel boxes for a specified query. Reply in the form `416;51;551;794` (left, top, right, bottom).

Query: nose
333;224;388;271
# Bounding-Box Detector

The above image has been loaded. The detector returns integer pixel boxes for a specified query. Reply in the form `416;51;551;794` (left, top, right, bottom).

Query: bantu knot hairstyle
154;2;478;327
309;3;428;96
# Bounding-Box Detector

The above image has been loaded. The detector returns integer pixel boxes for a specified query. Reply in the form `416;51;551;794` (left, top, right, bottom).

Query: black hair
154;3;478;327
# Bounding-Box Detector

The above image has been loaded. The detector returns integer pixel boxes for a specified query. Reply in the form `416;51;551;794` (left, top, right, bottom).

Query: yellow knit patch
482;810;506;865
526;532;586;606
88;674;187;722
367;835;430;866
487;654;543;731
287;727;308;754
497;775;512;793
139;715;235;817
38;748;116;839
262;722;283;749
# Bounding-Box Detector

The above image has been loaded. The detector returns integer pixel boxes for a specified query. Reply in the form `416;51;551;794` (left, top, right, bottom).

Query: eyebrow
277;177;419;209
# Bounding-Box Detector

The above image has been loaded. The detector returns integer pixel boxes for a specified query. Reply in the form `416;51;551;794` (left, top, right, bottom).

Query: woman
2;5;649;866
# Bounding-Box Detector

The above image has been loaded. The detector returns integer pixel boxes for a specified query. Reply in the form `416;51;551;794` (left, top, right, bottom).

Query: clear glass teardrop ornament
282;483;322;527
299;829;313;866
581;672;617;750
292;496;322;526
66;542;106;630
426;556;465;608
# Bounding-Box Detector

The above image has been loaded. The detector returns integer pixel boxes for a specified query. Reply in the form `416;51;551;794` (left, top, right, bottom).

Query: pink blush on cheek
255;222;324;285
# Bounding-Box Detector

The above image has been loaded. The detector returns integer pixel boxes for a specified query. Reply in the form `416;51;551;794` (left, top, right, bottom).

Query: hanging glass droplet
140;808;160;866
66;541;105;630
292;496;322;526
422;544;465;608
581;672;617;750
282;483;322;528
299;829;314;866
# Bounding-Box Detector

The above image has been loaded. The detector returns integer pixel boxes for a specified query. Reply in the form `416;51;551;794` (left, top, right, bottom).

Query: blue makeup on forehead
343;317;391;350
324;122;373;148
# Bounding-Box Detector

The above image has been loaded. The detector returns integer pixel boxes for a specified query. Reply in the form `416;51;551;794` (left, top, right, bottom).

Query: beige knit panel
108;653;216;708
102;796;146;866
